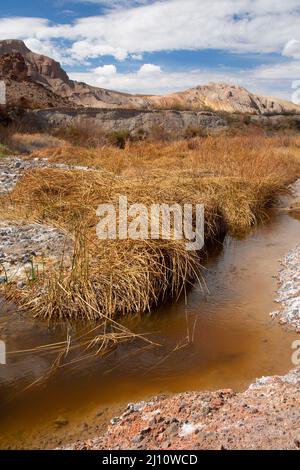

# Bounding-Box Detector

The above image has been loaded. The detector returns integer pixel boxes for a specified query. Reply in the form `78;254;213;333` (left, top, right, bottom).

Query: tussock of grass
1;132;300;321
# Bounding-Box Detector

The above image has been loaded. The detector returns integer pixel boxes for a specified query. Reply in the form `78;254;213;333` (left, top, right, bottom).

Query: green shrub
108;130;131;149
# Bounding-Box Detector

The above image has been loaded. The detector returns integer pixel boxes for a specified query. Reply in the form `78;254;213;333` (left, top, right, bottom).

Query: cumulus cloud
131;53;143;60
70;40;128;60
94;64;117;75
283;39;300;60
138;64;162;75
69;67;206;94
67;0;300;60
252;60;300;81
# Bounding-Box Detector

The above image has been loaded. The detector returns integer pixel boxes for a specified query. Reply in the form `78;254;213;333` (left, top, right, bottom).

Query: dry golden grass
1;131;300;321
0;122;67;154
31;132;300;179
9;133;67;153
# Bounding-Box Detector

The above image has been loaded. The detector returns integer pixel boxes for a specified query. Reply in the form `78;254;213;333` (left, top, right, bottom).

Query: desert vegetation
1;123;300;325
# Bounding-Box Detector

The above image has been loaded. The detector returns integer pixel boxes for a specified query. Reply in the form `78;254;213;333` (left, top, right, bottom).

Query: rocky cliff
0;48;69;109
23;107;300;135
23;108;227;135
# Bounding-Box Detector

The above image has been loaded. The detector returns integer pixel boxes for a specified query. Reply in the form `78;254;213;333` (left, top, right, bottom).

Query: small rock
17;280;26;289
211;398;223;408
156;432;165;443
165;423;178;435
148;417;157;426
54;417;69;427
110;417;120;426
132;434;144;444
294;435;300;449
157;416;165;423
141;427;151;435
162;441;171;448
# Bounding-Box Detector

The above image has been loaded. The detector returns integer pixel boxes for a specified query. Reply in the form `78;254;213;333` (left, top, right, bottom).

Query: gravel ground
0;221;71;283
62;366;300;450
271;244;300;331
0;155;92;194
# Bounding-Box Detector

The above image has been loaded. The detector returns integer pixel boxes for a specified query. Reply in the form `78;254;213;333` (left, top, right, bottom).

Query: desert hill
149;82;299;115
0;39;299;115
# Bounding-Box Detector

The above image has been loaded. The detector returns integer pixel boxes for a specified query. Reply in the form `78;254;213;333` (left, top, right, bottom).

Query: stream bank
62;240;300;450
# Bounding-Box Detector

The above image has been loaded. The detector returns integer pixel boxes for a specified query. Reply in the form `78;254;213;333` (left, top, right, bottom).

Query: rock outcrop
22;107;300;135
0;52;28;82
0;40;69;87
0;46;69;109
0;39;299;115
23;107;227;134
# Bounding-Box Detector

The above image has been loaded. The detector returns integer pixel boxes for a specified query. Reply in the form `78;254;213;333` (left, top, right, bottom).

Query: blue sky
0;0;300;99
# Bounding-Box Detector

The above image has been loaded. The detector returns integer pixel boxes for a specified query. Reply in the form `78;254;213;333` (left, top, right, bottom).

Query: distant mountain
149;82;300;115
0;39;299;115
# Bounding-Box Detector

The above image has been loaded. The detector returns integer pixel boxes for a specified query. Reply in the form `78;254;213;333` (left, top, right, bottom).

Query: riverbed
0;196;299;448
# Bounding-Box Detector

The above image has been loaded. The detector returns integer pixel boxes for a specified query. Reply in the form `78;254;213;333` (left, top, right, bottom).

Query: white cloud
94;64;117;75
70;40;128;60
252;60;300;81
69;68;201;94
92;64;118;85
138;63;162;74
283;40;300;60
0;17;73;41
67;0;300;60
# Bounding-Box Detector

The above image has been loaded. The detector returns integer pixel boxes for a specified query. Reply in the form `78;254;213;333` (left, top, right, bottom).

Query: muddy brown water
0;205;299;448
